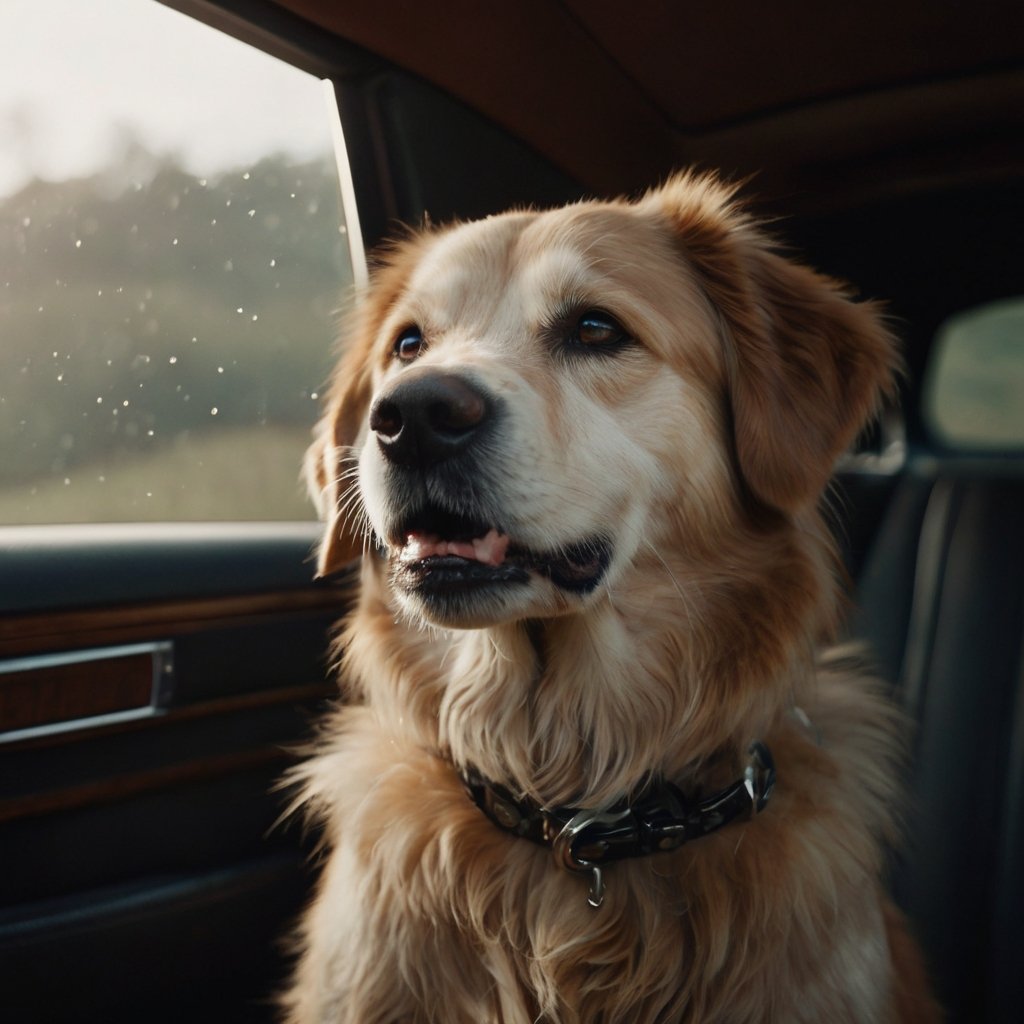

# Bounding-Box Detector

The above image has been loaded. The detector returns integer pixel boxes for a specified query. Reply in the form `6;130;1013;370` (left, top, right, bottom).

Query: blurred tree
0;139;351;493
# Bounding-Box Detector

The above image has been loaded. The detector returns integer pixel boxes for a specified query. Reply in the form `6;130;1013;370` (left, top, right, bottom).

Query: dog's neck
345;539;827;809
436;606;786;807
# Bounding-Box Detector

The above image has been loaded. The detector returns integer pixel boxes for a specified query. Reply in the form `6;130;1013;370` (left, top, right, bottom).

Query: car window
0;0;356;525
923;297;1024;451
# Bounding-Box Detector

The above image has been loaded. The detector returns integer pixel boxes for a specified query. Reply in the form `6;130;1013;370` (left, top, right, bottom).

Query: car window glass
0;0;354;524
923;298;1024;451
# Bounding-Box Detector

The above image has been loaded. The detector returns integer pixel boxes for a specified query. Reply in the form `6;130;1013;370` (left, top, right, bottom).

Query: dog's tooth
401;533;440;562
473;529;510;566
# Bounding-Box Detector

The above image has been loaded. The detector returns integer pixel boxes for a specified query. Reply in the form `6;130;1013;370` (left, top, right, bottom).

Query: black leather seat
850;468;1024;1023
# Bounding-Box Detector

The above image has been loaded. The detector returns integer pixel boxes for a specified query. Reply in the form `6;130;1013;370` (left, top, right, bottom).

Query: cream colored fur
284;174;940;1023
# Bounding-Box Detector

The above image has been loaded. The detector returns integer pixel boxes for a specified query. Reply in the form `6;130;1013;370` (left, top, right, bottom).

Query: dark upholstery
851;469;1024;1023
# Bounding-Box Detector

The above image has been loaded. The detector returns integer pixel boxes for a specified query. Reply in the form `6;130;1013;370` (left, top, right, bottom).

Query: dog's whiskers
336;487;371;558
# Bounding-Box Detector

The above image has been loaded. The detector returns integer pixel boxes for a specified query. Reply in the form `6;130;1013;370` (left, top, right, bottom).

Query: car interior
1;1;1022;1021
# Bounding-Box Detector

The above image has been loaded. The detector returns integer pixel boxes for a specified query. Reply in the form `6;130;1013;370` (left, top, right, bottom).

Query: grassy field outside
0;425;318;524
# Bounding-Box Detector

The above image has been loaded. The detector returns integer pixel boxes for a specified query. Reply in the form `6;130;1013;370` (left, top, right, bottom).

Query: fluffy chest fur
289;615;909;1023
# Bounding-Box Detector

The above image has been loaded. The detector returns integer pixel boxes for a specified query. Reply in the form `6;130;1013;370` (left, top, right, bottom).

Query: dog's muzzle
367;369;612;611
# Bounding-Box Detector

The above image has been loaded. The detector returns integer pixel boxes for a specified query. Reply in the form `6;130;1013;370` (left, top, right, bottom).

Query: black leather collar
462;741;776;907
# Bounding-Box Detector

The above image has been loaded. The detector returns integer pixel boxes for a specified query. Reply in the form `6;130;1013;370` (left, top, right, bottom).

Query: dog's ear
304;342;375;578
652;173;898;512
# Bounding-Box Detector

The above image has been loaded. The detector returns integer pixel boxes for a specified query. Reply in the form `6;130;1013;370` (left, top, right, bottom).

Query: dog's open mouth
388;505;610;595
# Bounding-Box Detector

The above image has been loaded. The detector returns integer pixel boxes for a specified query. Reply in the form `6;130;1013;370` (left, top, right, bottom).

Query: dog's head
307;173;896;630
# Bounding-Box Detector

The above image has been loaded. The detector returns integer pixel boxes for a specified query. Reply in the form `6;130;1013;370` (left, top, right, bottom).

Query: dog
284;173;939;1023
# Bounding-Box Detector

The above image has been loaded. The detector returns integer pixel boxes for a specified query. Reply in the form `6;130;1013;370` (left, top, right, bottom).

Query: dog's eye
573;310;630;350
394;326;425;361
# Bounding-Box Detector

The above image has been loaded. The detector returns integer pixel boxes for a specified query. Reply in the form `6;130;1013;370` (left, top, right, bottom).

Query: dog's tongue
401;528;509;567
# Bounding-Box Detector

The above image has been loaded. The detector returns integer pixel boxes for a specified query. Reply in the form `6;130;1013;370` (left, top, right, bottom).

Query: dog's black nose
369;372;491;467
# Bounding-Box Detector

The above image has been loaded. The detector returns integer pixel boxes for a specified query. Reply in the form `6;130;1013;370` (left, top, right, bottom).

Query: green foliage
0;148;353;521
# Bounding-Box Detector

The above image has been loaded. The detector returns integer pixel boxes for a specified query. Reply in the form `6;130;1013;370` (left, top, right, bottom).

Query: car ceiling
269;0;1024;209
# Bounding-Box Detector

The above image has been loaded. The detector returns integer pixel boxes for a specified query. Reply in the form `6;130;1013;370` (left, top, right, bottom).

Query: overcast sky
0;0;334;197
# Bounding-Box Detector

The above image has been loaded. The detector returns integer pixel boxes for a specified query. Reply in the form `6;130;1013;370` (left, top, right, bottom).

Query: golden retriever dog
285;173;939;1023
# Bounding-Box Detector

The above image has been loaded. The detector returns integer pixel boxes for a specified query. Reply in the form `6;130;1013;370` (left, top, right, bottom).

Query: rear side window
0;0;356;524
923;298;1024;451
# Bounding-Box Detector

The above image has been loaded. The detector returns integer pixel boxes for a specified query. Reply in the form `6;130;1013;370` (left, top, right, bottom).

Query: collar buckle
552;807;633;908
